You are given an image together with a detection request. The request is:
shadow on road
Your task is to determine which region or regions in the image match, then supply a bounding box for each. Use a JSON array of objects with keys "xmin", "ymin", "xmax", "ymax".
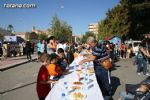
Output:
[
  {"xmin": 0, "ymin": 81, "xmax": 36, "ymax": 94},
  {"xmin": 111, "ymin": 63, "xmax": 121, "ymax": 71},
  {"xmin": 111, "ymin": 76, "xmax": 121, "ymax": 96}
]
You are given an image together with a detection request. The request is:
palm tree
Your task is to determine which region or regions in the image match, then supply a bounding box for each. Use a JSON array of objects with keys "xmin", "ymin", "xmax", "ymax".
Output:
[
  {"xmin": 7, "ymin": 24, "xmax": 14, "ymax": 33},
  {"xmin": 0, "ymin": 33, "xmax": 3, "ymax": 40}
]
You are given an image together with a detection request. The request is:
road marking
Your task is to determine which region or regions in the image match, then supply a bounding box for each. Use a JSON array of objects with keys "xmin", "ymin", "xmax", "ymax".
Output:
[
  {"xmin": 13, "ymin": 82, "xmax": 24, "ymax": 89},
  {"xmin": 1, "ymin": 92, "xmax": 7, "ymax": 96}
]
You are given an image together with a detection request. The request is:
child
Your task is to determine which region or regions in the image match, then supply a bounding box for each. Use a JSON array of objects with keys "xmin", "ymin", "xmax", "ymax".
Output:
[
  {"xmin": 36, "ymin": 53, "xmax": 57, "ymax": 100},
  {"xmin": 118, "ymin": 84, "xmax": 150, "ymax": 100},
  {"xmin": 57, "ymin": 48, "xmax": 68, "ymax": 71},
  {"xmin": 47, "ymin": 53, "xmax": 63, "ymax": 80}
]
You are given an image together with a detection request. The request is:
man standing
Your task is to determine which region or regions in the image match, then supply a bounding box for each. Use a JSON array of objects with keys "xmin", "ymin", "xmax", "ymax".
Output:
[
  {"xmin": 79, "ymin": 36, "xmax": 112, "ymax": 100},
  {"xmin": 26, "ymin": 40, "xmax": 32, "ymax": 61},
  {"xmin": 37, "ymin": 40, "xmax": 42, "ymax": 61}
]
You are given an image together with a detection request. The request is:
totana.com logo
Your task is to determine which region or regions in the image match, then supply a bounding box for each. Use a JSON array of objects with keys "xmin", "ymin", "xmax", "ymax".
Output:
[{"xmin": 4, "ymin": 3, "xmax": 36, "ymax": 9}]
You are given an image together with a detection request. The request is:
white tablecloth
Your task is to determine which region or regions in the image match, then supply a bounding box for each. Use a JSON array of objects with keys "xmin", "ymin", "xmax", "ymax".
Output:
[{"xmin": 45, "ymin": 57, "xmax": 104, "ymax": 100}]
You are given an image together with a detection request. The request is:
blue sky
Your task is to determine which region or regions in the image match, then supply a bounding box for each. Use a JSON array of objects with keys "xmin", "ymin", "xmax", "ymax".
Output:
[{"xmin": 0, "ymin": 0, "xmax": 119, "ymax": 35}]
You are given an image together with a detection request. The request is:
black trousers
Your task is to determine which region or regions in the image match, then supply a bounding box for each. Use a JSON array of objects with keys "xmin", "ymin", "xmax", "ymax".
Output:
[
  {"xmin": 39, "ymin": 97, "xmax": 45, "ymax": 100},
  {"xmin": 94, "ymin": 65, "xmax": 112, "ymax": 97},
  {"xmin": 26, "ymin": 50, "xmax": 32, "ymax": 60}
]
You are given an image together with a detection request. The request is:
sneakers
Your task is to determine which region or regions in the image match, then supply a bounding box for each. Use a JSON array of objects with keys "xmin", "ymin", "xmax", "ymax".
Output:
[
  {"xmin": 137, "ymin": 73, "xmax": 141, "ymax": 75},
  {"xmin": 145, "ymin": 73, "xmax": 149, "ymax": 76},
  {"xmin": 138, "ymin": 73, "xmax": 150, "ymax": 76}
]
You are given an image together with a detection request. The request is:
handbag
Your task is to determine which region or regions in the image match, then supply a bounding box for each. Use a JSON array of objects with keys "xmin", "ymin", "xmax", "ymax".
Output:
[{"xmin": 100, "ymin": 58, "xmax": 112, "ymax": 70}]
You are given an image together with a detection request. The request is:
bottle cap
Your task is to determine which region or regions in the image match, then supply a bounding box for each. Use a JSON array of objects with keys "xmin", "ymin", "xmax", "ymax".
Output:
[
  {"xmin": 64, "ymin": 82, "xmax": 67, "ymax": 85},
  {"xmin": 61, "ymin": 93, "xmax": 65, "ymax": 97}
]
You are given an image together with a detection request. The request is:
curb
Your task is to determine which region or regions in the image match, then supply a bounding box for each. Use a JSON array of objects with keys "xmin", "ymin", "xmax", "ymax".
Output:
[{"xmin": 0, "ymin": 58, "xmax": 37, "ymax": 71}]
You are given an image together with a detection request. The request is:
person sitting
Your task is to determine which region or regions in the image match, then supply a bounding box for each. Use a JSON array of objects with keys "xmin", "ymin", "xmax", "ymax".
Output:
[
  {"xmin": 36, "ymin": 53, "xmax": 57, "ymax": 100},
  {"xmin": 47, "ymin": 53, "xmax": 63, "ymax": 81},
  {"xmin": 118, "ymin": 83, "xmax": 150, "ymax": 100},
  {"xmin": 57, "ymin": 48, "xmax": 68, "ymax": 71}
]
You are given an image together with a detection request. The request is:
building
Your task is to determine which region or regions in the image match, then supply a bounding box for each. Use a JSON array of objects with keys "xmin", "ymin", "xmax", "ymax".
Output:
[
  {"xmin": 88, "ymin": 23, "xmax": 98, "ymax": 34},
  {"xmin": 14, "ymin": 32, "xmax": 26, "ymax": 40},
  {"xmin": 32, "ymin": 26, "xmax": 49, "ymax": 35}
]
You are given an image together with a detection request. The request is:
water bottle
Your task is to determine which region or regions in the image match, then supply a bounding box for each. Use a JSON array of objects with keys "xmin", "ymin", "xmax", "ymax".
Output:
[
  {"xmin": 64, "ymin": 82, "xmax": 68, "ymax": 96},
  {"xmin": 61, "ymin": 93, "xmax": 67, "ymax": 100},
  {"xmin": 83, "ymin": 74, "xmax": 89, "ymax": 92},
  {"xmin": 85, "ymin": 73, "xmax": 89, "ymax": 83},
  {"xmin": 85, "ymin": 62, "xmax": 88, "ymax": 70}
]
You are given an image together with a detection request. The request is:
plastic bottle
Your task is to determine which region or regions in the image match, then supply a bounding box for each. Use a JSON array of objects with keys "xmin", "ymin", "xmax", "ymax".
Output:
[
  {"xmin": 64, "ymin": 82, "xmax": 68, "ymax": 96},
  {"xmin": 61, "ymin": 93, "xmax": 67, "ymax": 100}
]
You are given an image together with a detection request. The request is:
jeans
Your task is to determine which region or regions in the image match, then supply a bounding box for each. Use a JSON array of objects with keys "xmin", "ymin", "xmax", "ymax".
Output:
[
  {"xmin": 120, "ymin": 92, "xmax": 134, "ymax": 100},
  {"xmin": 26, "ymin": 50, "xmax": 32, "ymax": 60},
  {"xmin": 137, "ymin": 57, "xmax": 148, "ymax": 75},
  {"xmin": 94, "ymin": 65, "xmax": 112, "ymax": 97}
]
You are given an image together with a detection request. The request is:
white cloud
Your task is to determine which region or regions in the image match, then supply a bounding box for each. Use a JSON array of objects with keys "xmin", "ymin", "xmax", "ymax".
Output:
[{"xmin": 60, "ymin": 5, "xmax": 64, "ymax": 9}]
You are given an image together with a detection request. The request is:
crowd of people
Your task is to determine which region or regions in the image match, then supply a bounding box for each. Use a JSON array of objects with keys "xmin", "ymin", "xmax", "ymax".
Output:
[
  {"xmin": 35, "ymin": 35, "xmax": 150, "ymax": 100},
  {"xmin": 1, "ymin": 35, "xmax": 150, "ymax": 100},
  {"xmin": 36, "ymin": 36, "xmax": 78, "ymax": 100},
  {"xmin": 35, "ymin": 36, "xmax": 117, "ymax": 100}
]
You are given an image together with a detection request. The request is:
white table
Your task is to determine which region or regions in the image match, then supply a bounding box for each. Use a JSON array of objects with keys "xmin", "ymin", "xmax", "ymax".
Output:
[{"xmin": 45, "ymin": 57, "xmax": 104, "ymax": 100}]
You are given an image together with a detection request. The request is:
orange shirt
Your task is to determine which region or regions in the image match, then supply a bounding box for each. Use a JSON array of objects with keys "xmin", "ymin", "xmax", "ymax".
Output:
[
  {"xmin": 73, "ymin": 52, "xmax": 78, "ymax": 59},
  {"xmin": 47, "ymin": 64, "xmax": 62, "ymax": 76}
]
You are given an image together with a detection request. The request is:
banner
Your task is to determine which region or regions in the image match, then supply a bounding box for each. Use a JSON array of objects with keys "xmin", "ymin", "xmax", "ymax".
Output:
[{"xmin": 4, "ymin": 36, "xmax": 17, "ymax": 42}]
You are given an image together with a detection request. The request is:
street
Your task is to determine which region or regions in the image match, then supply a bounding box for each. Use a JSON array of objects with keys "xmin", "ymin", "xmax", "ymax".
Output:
[
  {"xmin": 0, "ymin": 61, "xmax": 40, "ymax": 100},
  {"xmin": 0, "ymin": 58, "xmax": 149, "ymax": 100}
]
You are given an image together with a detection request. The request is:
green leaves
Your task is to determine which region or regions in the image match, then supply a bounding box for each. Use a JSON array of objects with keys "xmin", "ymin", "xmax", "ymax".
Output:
[
  {"xmin": 7, "ymin": 25, "xmax": 14, "ymax": 33},
  {"xmin": 38, "ymin": 33, "xmax": 47, "ymax": 41},
  {"xmin": 81, "ymin": 32, "xmax": 95, "ymax": 43},
  {"xmin": 49, "ymin": 15, "xmax": 72, "ymax": 42},
  {"xmin": 98, "ymin": 0, "xmax": 150, "ymax": 40},
  {"xmin": 25, "ymin": 32, "xmax": 38, "ymax": 41}
]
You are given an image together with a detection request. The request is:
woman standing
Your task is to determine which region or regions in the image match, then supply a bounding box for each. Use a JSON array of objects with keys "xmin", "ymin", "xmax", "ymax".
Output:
[
  {"xmin": 47, "ymin": 36, "xmax": 57, "ymax": 55},
  {"xmin": 137, "ymin": 39, "xmax": 150, "ymax": 76}
]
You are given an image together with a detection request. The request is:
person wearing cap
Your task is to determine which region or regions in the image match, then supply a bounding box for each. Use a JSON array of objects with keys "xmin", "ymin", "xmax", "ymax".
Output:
[{"xmin": 79, "ymin": 36, "xmax": 112, "ymax": 100}]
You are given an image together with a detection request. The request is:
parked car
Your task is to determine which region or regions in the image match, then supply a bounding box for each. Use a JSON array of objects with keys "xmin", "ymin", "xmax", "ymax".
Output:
[
  {"xmin": 0, "ymin": 41, "xmax": 3, "ymax": 57},
  {"xmin": 3, "ymin": 41, "xmax": 21, "ymax": 57},
  {"xmin": 125, "ymin": 40, "xmax": 141, "ymax": 55}
]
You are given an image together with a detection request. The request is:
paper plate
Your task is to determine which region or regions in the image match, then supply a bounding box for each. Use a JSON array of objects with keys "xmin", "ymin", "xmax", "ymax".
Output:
[{"xmin": 70, "ymin": 92, "xmax": 87, "ymax": 100}]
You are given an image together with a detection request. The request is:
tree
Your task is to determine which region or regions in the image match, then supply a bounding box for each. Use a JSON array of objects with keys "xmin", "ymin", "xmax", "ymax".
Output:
[
  {"xmin": 101, "ymin": 0, "xmax": 150, "ymax": 40},
  {"xmin": 98, "ymin": 20, "xmax": 108, "ymax": 40},
  {"xmin": 49, "ymin": 15, "xmax": 72, "ymax": 42},
  {"xmin": 25, "ymin": 32, "xmax": 38, "ymax": 41},
  {"xmin": 0, "ymin": 33, "xmax": 3, "ymax": 40},
  {"xmin": 104, "ymin": 4, "xmax": 131, "ymax": 38},
  {"xmin": 7, "ymin": 24, "xmax": 14, "ymax": 33},
  {"xmin": 38, "ymin": 33, "xmax": 47, "ymax": 40},
  {"xmin": 81, "ymin": 32, "xmax": 95, "ymax": 43}
]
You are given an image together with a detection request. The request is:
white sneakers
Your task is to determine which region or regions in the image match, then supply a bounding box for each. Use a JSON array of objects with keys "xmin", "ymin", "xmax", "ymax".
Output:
[
  {"xmin": 145, "ymin": 73, "xmax": 149, "ymax": 76},
  {"xmin": 137, "ymin": 73, "xmax": 141, "ymax": 75},
  {"xmin": 137, "ymin": 73, "xmax": 149, "ymax": 76}
]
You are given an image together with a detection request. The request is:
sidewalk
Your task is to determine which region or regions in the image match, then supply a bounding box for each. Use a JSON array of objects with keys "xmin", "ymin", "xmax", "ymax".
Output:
[{"xmin": 0, "ymin": 54, "xmax": 37, "ymax": 71}]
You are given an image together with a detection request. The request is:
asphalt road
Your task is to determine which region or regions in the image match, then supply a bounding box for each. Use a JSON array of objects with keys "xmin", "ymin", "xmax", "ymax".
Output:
[
  {"xmin": 0, "ymin": 61, "xmax": 40, "ymax": 100},
  {"xmin": 0, "ymin": 58, "xmax": 149, "ymax": 100}
]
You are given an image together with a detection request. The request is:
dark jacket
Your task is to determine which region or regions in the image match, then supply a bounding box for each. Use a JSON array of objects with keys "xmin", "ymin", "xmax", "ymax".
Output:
[{"xmin": 25, "ymin": 41, "xmax": 31, "ymax": 51}]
